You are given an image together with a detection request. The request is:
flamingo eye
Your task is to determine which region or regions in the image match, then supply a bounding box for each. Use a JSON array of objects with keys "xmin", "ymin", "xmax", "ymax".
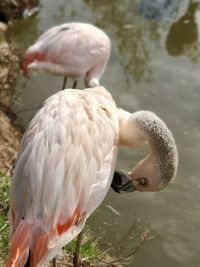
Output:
[{"xmin": 138, "ymin": 177, "xmax": 148, "ymax": 186}]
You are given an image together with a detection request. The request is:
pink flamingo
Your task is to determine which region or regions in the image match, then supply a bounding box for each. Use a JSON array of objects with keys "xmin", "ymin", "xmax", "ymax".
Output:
[
  {"xmin": 22, "ymin": 22, "xmax": 111, "ymax": 89},
  {"xmin": 5, "ymin": 86, "xmax": 178, "ymax": 267}
]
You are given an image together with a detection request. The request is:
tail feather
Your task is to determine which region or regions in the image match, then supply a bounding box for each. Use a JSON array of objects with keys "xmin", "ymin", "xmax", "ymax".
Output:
[
  {"xmin": 30, "ymin": 231, "xmax": 49, "ymax": 267},
  {"xmin": 6, "ymin": 206, "xmax": 82, "ymax": 266},
  {"xmin": 6, "ymin": 220, "xmax": 50, "ymax": 267},
  {"xmin": 5, "ymin": 220, "xmax": 33, "ymax": 267}
]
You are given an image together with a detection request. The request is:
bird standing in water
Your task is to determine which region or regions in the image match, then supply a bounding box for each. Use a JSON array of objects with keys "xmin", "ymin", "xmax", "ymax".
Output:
[
  {"xmin": 22, "ymin": 22, "xmax": 111, "ymax": 90},
  {"xmin": 5, "ymin": 86, "xmax": 178, "ymax": 267}
]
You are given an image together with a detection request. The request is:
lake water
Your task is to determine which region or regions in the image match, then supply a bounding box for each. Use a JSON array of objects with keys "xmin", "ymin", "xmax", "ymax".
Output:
[{"xmin": 11, "ymin": 0, "xmax": 200, "ymax": 266}]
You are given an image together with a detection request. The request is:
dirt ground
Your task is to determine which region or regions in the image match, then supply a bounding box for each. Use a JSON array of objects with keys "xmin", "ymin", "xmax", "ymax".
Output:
[
  {"xmin": 0, "ymin": 110, "xmax": 21, "ymax": 174},
  {"xmin": 0, "ymin": 32, "xmax": 21, "ymax": 174},
  {"xmin": 0, "ymin": 0, "xmax": 41, "ymax": 174},
  {"xmin": 0, "ymin": 37, "xmax": 20, "ymax": 107}
]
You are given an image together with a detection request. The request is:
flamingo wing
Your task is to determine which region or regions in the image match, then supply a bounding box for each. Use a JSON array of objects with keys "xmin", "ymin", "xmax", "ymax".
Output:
[{"xmin": 7, "ymin": 87, "xmax": 118, "ymax": 266}]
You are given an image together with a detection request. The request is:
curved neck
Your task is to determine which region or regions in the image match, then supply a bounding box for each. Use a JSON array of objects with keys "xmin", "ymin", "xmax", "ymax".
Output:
[
  {"xmin": 118, "ymin": 109, "xmax": 147, "ymax": 147},
  {"xmin": 118, "ymin": 109, "xmax": 178, "ymax": 181}
]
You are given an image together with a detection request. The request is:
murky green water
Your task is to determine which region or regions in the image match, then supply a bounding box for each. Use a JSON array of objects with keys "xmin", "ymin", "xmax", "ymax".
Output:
[{"xmin": 11, "ymin": 0, "xmax": 200, "ymax": 266}]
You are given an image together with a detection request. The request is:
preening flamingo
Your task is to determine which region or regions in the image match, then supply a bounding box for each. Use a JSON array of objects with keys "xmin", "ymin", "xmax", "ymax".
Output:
[
  {"xmin": 5, "ymin": 86, "xmax": 178, "ymax": 267},
  {"xmin": 111, "ymin": 108, "xmax": 178, "ymax": 193},
  {"xmin": 22, "ymin": 22, "xmax": 111, "ymax": 90}
]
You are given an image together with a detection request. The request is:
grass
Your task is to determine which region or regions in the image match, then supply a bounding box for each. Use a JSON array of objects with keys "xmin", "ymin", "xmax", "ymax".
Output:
[
  {"xmin": 66, "ymin": 230, "xmax": 101, "ymax": 263},
  {"xmin": 66, "ymin": 233, "xmax": 100, "ymax": 263},
  {"xmin": 0, "ymin": 171, "xmax": 10, "ymax": 265}
]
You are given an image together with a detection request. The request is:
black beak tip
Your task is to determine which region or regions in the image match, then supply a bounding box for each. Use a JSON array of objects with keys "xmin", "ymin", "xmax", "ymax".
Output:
[{"xmin": 111, "ymin": 170, "xmax": 136, "ymax": 194}]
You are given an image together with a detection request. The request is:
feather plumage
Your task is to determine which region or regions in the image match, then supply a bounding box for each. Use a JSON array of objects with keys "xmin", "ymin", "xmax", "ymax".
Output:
[
  {"xmin": 22, "ymin": 23, "xmax": 111, "ymax": 88},
  {"xmin": 6, "ymin": 86, "xmax": 119, "ymax": 267}
]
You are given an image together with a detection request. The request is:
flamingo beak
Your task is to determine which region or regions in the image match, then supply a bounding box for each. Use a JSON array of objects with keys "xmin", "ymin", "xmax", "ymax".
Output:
[{"xmin": 111, "ymin": 170, "xmax": 136, "ymax": 193}]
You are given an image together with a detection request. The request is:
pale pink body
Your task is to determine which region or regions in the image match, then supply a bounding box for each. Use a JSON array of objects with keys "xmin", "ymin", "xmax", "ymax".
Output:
[
  {"xmin": 6, "ymin": 87, "xmax": 119, "ymax": 267},
  {"xmin": 22, "ymin": 23, "xmax": 111, "ymax": 87},
  {"xmin": 6, "ymin": 86, "xmax": 178, "ymax": 266}
]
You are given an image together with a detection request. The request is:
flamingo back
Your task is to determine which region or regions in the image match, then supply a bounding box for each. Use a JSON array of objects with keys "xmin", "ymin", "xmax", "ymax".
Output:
[{"xmin": 22, "ymin": 23, "xmax": 111, "ymax": 83}]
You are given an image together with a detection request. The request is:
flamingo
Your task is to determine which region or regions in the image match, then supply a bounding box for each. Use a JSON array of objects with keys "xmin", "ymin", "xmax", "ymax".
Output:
[
  {"xmin": 22, "ymin": 22, "xmax": 111, "ymax": 90},
  {"xmin": 5, "ymin": 86, "xmax": 178, "ymax": 267}
]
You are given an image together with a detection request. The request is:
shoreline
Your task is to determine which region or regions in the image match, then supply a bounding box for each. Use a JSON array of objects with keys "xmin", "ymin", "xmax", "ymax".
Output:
[{"xmin": 0, "ymin": 4, "xmax": 124, "ymax": 266}]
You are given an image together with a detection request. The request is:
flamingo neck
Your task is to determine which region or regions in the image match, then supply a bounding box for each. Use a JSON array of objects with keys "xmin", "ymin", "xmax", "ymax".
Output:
[
  {"xmin": 118, "ymin": 109, "xmax": 178, "ymax": 181},
  {"xmin": 87, "ymin": 78, "xmax": 100, "ymax": 88},
  {"xmin": 118, "ymin": 109, "xmax": 147, "ymax": 147}
]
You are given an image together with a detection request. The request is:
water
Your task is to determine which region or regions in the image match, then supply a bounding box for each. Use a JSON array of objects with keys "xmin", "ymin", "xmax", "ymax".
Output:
[{"xmin": 11, "ymin": 0, "xmax": 200, "ymax": 266}]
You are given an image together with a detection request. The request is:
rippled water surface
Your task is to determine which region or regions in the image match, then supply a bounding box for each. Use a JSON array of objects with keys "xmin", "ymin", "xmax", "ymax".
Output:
[{"xmin": 11, "ymin": 0, "xmax": 200, "ymax": 266}]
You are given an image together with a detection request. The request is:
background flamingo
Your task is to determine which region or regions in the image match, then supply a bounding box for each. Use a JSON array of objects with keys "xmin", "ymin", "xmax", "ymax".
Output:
[
  {"xmin": 22, "ymin": 22, "xmax": 111, "ymax": 90},
  {"xmin": 6, "ymin": 86, "xmax": 178, "ymax": 267}
]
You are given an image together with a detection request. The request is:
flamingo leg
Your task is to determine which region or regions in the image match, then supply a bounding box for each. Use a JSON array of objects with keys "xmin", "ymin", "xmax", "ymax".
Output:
[
  {"xmin": 73, "ymin": 230, "xmax": 84, "ymax": 267},
  {"xmin": 72, "ymin": 80, "xmax": 78, "ymax": 89},
  {"xmin": 52, "ymin": 257, "xmax": 56, "ymax": 267},
  {"xmin": 62, "ymin": 76, "xmax": 68, "ymax": 90}
]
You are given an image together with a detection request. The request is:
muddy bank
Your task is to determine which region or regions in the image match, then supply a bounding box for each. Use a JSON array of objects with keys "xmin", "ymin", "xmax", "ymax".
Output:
[
  {"xmin": 0, "ymin": 31, "xmax": 21, "ymax": 174},
  {"xmin": 0, "ymin": 110, "xmax": 21, "ymax": 174},
  {"xmin": 0, "ymin": 25, "xmax": 22, "ymax": 173},
  {"xmin": 0, "ymin": 37, "xmax": 19, "ymax": 107},
  {"xmin": 0, "ymin": 0, "xmax": 40, "ymax": 110},
  {"xmin": 0, "ymin": 0, "xmax": 40, "ymax": 173}
]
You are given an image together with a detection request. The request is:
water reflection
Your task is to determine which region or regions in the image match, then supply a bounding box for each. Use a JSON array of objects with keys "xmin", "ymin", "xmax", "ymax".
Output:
[
  {"xmin": 138, "ymin": 0, "xmax": 188, "ymax": 23},
  {"xmin": 166, "ymin": 2, "xmax": 200, "ymax": 58},
  {"xmin": 84, "ymin": 1, "xmax": 161, "ymax": 84}
]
